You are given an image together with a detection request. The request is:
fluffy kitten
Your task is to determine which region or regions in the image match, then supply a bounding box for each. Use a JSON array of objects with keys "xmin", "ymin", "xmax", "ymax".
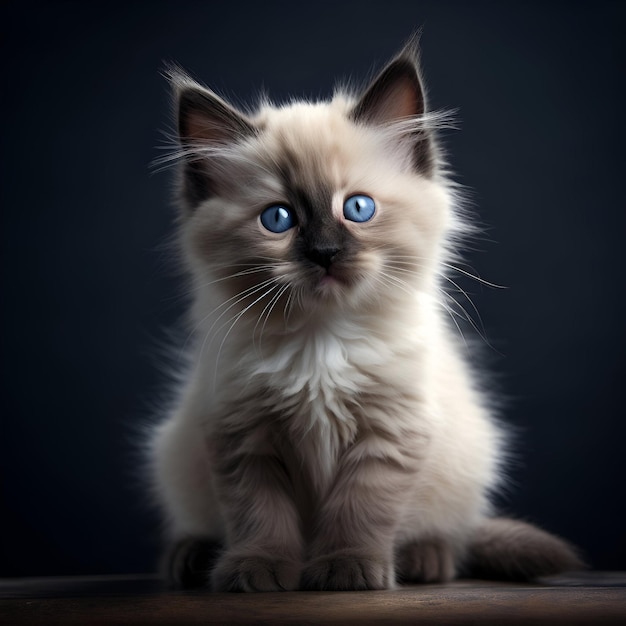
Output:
[{"xmin": 148, "ymin": 38, "xmax": 581, "ymax": 591}]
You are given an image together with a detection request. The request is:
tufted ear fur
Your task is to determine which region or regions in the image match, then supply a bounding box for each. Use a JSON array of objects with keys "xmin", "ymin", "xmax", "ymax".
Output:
[
  {"xmin": 171, "ymin": 70, "xmax": 256, "ymax": 209},
  {"xmin": 351, "ymin": 37, "xmax": 435, "ymax": 175}
]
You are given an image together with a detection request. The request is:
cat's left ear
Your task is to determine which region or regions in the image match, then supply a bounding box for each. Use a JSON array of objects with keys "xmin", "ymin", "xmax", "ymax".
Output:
[
  {"xmin": 168, "ymin": 67, "xmax": 256, "ymax": 210},
  {"xmin": 351, "ymin": 36, "xmax": 435, "ymax": 175}
]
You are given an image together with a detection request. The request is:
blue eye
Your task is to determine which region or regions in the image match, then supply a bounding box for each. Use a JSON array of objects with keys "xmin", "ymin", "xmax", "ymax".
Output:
[
  {"xmin": 260, "ymin": 205, "xmax": 296, "ymax": 233},
  {"xmin": 343, "ymin": 194, "xmax": 376, "ymax": 223}
]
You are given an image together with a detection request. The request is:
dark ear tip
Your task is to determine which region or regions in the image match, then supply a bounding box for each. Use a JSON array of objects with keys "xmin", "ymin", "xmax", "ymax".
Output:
[
  {"xmin": 174, "ymin": 75, "xmax": 255, "ymax": 146},
  {"xmin": 398, "ymin": 29, "xmax": 423, "ymax": 59},
  {"xmin": 352, "ymin": 45, "xmax": 425, "ymax": 124},
  {"xmin": 385, "ymin": 57, "xmax": 421, "ymax": 84},
  {"xmin": 388, "ymin": 33, "xmax": 424, "ymax": 81},
  {"xmin": 177, "ymin": 86, "xmax": 204, "ymax": 111},
  {"xmin": 162, "ymin": 62, "xmax": 194, "ymax": 96}
]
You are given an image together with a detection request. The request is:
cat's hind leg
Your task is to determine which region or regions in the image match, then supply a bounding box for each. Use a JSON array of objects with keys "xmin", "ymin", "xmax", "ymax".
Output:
[
  {"xmin": 164, "ymin": 537, "xmax": 223, "ymax": 588},
  {"xmin": 395, "ymin": 537, "xmax": 457, "ymax": 584},
  {"xmin": 150, "ymin": 415, "xmax": 225, "ymax": 588}
]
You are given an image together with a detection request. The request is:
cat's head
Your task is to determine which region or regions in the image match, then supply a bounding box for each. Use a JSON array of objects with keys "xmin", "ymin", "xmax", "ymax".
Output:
[{"xmin": 169, "ymin": 39, "xmax": 457, "ymax": 324}]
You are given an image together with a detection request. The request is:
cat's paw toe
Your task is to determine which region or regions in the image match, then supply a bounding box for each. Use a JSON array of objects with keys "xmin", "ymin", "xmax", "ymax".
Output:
[
  {"xmin": 211, "ymin": 553, "xmax": 300, "ymax": 592},
  {"xmin": 396, "ymin": 538, "xmax": 456, "ymax": 583},
  {"xmin": 301, "ymin": 553, "xmax": 392, "ymax": 590},
  {"xmin": 165, "ymin": 538, "xmax": 222, "ymax": 589}
]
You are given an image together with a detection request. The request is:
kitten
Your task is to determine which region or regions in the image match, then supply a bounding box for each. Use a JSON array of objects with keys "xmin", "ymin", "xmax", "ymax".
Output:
[{"xmin": 148, "ymin": 37, "xmax": 581, "ymax": 591}]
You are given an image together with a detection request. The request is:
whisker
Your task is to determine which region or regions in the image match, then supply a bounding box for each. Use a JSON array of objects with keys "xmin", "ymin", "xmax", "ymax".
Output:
[
  {"xmin": 378, "ymin": 271, "xmax": 415, "ymax": 298},
  {"xmin": 283, "ymin": 287, "xmax": 295, "ymax": 324},
  {"xmin": 375, "ymin": 267, "xmax": 416, "ymax": 299},
  {"xmin": 168, "ymin": 262, "xmax": 279, "ymax": 305},
  {"xmin": 438, "ymin": 286, "xmax": 497, "ymax": 351},
  {"xmin": 381, "ymin": 253, "xmax": 506, "ymax": 290},
  {"xmin": 212, "ymin": 283, "xmax": 281, "ymax": 387},
  {"xmin": 182, "ymin": 279, "xmax": 265, "ymax": 350},
  {"xmin": 253, "ymin": 283, "xmax": 287, "ymax": 347},
  {"xmin": 440, "ymin": 262, "xmax": 507, "ymax": 289},
  {"xmin": 193, "ymin": 277, "xmax": 281, "ymax": 361},
  {"xmin": 381, "ymin": 254, "xmax": 500, "ymax": 349},
  {"xmin": 435, "ymin": 294, "xmax": 469, "ymax": 350},
  {"xmin": 439, "ymin": 273, "xmax": 486, "ymax": 336},
  {"xmin": 255, "ymin": 284, "xmax": 290, "ymax": 352}
]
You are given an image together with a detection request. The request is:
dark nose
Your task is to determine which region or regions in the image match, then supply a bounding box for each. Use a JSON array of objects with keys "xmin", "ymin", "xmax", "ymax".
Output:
[{"xmin": 306, "ymin": 246, "xmax": 340, "ymax": 269}]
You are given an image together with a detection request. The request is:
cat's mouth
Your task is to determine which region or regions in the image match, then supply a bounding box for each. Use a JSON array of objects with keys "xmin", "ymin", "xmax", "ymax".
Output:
[
  {"xmin": 318, "ymin": 273, "xmax": 343, "ymax": 289},
  {"xmin": 312, "ymin": 265, "xmax": 354, "ymax": 296}
]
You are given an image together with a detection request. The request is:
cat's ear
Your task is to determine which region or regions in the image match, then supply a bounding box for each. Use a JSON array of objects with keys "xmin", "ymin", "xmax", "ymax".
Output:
[
  {"xmin": 351, "ymin": 36, "xmax": 435, "ymax": 175},
  {"xmin": 169, "ymin": 68, "xmax": 256, "ymax": 209}
]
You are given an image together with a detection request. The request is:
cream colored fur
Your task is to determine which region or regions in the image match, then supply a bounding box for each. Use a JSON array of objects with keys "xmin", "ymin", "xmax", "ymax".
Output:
[{"xmin": 147, "ymin": 42, "xmax": 580, "ymax": 591}]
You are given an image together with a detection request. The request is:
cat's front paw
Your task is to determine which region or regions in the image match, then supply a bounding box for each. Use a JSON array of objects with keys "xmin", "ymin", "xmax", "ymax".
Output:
[
  {"xmin": 301, "ymin": 552, "xmax": 392, "ymax": 591},
  {"xmin": 211, "ymin": 552, "xmax": 301, "ymax": 592}
]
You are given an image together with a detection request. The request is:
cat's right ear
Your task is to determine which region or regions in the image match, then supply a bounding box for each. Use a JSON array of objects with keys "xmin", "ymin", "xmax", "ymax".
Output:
[
  {"xmin": 169, "ymin": 68, "xmax": 255, "ymax": 209},
  {"xmin": 351, "ymin": 36, "xmax": 436, "ymax": 176}
]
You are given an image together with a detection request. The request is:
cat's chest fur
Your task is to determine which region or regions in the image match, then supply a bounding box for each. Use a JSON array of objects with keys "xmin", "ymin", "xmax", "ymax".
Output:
[{"xmin": 216, "ymin": 312, "xmax": 426, "ymax": 494}]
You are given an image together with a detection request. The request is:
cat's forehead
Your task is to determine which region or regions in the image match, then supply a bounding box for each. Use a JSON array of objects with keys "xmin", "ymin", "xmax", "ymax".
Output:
[
  {"xmin": 256, "ymin": 97, "xmax": 354, "ymax": 139},
  {"xmin": 253, "ymin": 98, "xmax": 380, "ymax": 193}
]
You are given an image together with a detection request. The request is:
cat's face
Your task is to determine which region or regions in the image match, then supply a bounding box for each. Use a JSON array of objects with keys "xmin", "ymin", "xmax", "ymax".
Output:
[{"xmin": 173, "ymin": 44, "xmax": 453, "ymax": 322}]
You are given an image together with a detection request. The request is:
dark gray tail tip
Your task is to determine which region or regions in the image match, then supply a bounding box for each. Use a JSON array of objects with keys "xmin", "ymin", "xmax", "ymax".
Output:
[
  {"xmin": 466, "ymin": 517, "xmax": 586, "ymax": 582},
  {"xmin": 467, "ymin": 550, "xmax": 587, "ymax": 583}
]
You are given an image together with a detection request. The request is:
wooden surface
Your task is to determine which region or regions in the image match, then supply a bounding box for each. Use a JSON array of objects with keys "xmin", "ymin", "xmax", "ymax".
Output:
[{"xmin": 1, "ymin": 572, "xmax": 625, "ymax": 625}]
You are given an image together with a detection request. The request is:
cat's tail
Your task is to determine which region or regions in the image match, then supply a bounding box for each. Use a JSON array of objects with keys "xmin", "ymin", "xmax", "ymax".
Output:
[{"xmin": 465, "ymin": 517, "xmax": 584, "ymax": 581}]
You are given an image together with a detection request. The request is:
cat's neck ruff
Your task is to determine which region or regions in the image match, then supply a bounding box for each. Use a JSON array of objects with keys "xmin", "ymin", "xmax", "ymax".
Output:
[{"xmin": 230, "ymin": 289, "xmax": 432, "ymax": 395}]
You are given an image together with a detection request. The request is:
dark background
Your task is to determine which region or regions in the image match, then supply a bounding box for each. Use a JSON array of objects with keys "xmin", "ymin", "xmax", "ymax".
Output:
[{"xmin": 2, "ymin": 1, "xmax": 624, "ymax": 577}]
